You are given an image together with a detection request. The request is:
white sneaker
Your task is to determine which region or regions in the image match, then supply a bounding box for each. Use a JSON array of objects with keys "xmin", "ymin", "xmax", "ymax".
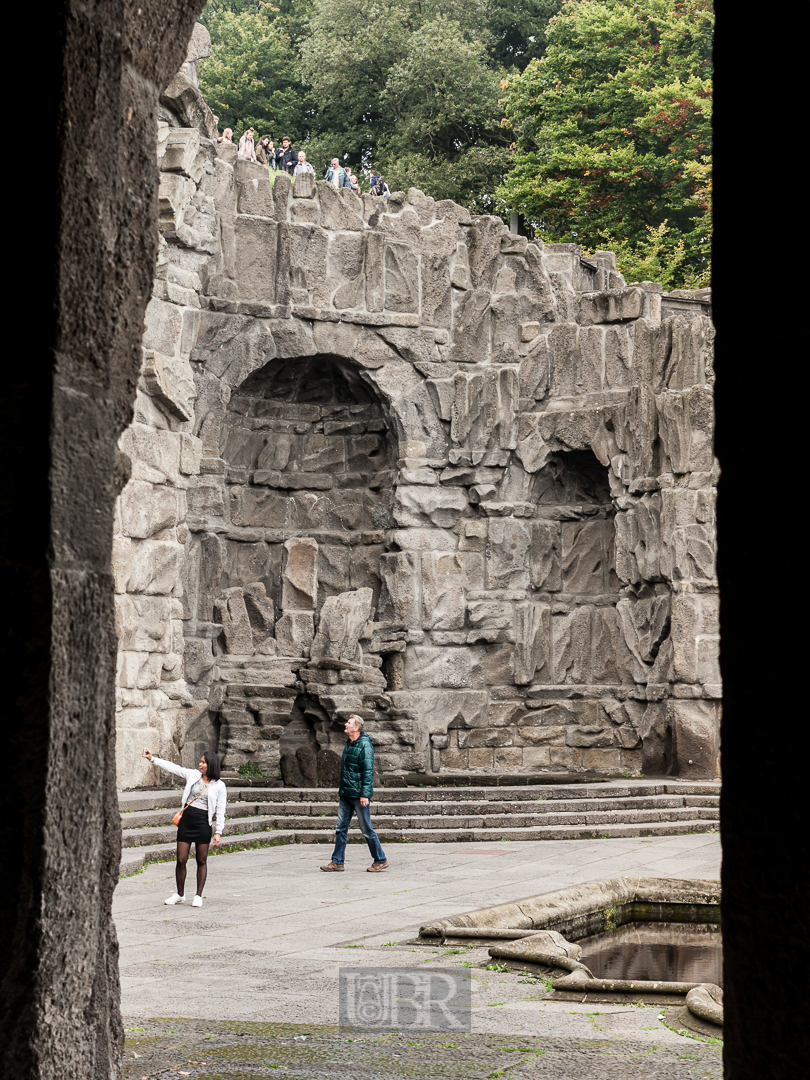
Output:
[
  {"xmin": 164, "ymin": 893, "xmax": 185, "ymax": 905},
  {"xmin": 191, "ymin": 895, "xmax": 203, "ymax": 908}
]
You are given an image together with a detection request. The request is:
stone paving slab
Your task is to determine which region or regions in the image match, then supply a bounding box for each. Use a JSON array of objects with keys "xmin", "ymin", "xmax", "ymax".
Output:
[{"xmin": 115, "ymin": 835, "xmax": 721, "ymax": 1077}]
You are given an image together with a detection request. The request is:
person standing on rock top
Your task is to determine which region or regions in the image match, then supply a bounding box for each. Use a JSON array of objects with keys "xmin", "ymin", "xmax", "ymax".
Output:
[
  {"xmin": 325, "ymin": 157, "xmax": 351, "ymax": 189},
  {"xmin": 320, "ymin": 715, "xmax": 388, "ymax": 873},
  {"xmin": 142, "ymin": 747, "xmax": 227, "ymax": 908},
  {"xmin": 294, "ymin": 150, "xmax": 315, "ymax": 176},
  {"xmin": 275, "ymin": 136, "xmax": 297, "ymax": 173}
]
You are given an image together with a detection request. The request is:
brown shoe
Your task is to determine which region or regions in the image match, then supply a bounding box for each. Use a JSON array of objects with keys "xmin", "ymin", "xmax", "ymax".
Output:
[
  {"xmin": 320, "ymin": 862, "xmax": 344, "ymax": 871},
  {"xmin": 367, "ymin": 860, "xmax": 389, "ymax": 872}
]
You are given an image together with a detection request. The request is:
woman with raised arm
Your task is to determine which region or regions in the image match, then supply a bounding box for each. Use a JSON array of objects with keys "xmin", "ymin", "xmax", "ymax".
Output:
[{"xmin": 142, "ymin": 748, "xmax": 227, "ymax": 908}]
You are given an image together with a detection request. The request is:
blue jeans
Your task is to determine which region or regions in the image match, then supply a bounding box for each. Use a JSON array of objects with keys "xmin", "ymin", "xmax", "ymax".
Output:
[{"xmin": 331, "ymin": 797, "xmax": 386, "ymax": 865}]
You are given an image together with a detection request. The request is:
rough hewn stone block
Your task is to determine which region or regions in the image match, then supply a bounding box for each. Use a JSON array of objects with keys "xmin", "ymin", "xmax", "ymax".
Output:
[
  {"xmin": 421, "ymin": 552, "xmax": 465, "ymax": 631},
  {"xmin": 282, "ymin": 537, "xmax": 318, "ymax": 610},
  {"xmin": 404, "ymin": 646, "xmax": 483, "ymax": 689},
  {"xmin": 379, "ymin": 551, "xmax": 420, "ymax": 628},
  {"xmin": 553, "ymin": 607, "xmax": 592, "ymax": 684},
  {"xmin": 514, "ymin": 602, "xmax": 551, "ymax": 684},
  {"xmin": 579, "ymin": 287, "xmax": 645, "ymax": 326},
  {"xmin": 669, "ymin": 699, "xmax": 718, "ymax": 778},
  {"xmin": 485, "ymin": 519, "xmax": 531, "ymax": 591},
  {"xmin": 275, "ymin": 611, "xmax": 315, "ymax": 657}
]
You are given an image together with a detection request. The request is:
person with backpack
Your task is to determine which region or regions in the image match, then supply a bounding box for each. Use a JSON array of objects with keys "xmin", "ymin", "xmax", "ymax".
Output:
[{"xmin": 371, "ymin": 175, "xmax": 390, "ymax": 198}]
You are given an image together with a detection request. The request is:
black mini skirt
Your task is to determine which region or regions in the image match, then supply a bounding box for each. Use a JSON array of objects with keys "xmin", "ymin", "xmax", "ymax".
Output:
[{"xmin": 177, "ymin": 805, "xmax": 213, "ymax": 845}]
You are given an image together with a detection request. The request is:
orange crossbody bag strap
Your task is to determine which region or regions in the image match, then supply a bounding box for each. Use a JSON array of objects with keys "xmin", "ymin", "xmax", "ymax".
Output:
[{"xmin": 172, "ymin": 787, "xmax": 204, "ymax": 828}]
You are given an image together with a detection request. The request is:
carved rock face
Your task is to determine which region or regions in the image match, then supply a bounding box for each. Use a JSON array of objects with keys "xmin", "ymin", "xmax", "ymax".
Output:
[{"xmin": 114, "ymin": 104, "xmax": 717, "ymax": 788}]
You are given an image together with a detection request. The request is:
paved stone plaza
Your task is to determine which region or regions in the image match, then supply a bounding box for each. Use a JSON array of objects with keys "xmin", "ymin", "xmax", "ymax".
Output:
[{"xmin": 116, "ymin": 835, "xmax": 722, "ymax": 1078}]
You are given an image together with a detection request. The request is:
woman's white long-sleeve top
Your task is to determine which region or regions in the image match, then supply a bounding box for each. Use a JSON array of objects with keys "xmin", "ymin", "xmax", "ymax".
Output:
[{"xmin": 152, "ymin": 757, "xmax": 227, "ymax": 834}]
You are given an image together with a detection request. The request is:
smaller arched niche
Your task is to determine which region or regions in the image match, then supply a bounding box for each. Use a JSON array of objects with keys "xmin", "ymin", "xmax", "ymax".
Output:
[{"xmin": 532, "ymin": 449, "xmax": 619, "ymax": 599}]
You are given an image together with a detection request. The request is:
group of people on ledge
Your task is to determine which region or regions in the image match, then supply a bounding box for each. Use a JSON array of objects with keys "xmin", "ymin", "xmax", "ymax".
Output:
[{"xmin": 217, "ymin": 126, "xmax": 390, "ymax": 198}]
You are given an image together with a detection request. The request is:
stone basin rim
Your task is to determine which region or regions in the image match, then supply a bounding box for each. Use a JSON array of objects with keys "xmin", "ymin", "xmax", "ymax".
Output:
[
  {"xmin": 418, "ymin": 875, "xmax": 720, "ymax": 938},
  {"xmin": 418, "ymin": 876, "xmax": 722, "ymax": 1025}
]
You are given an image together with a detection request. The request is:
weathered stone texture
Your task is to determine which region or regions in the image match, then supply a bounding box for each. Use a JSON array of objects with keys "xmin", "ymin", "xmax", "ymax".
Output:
[{"xmin": 114, "ymin": 72, "xmax": 717, "ymax": 788}]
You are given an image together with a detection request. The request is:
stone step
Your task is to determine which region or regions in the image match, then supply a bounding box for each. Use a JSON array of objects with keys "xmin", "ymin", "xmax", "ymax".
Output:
[
  {"xmin": 120, "ymin": 829, "xmax": 302, "ymax": 876},
  {"xmin": 120, "ymin": 805, "xmax": 718, "ymax": 848},
  {"xmin": 119, "ymin": 781, "xmax": 720, "ymax": 814},
  {"xmin": 195, "ymin": 806, "xmax": 718, "ymax": 833},
  {"xmin": 122, "ymin": 814, "xmax": 285, "ymax": 848},
  {"xmin": 122, "ymin": 802, "xmax": 300, "ymax": 830},
  {"xmin": 377, "ymin": 820, "xmax": 719, "ymax": 843},
  {"xmin": 117, "ymin": 780, "xmax": 721, "ymax": 873},
  {"xmin": 121, "ymin": 792, "xmax": 717, "ymax": 830},
  {"xmin": 119, "ymin": 818, "xmax": 718, "ymax": 876}
]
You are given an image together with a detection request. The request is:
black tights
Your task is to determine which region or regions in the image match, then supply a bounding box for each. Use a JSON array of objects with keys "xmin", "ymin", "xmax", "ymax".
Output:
[{"xmin": 175, "ymin": 841, "xmax": 209, "ymax": 897}]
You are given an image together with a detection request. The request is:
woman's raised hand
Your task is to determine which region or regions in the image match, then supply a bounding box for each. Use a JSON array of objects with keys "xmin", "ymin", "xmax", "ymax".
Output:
[{"xmin": 142, "ymin": 748, "xmax": 153, "ymax": 761}]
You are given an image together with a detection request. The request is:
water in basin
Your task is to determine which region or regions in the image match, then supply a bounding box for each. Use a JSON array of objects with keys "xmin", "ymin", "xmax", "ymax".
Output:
[{"xmin": 577, "ymin": 921, "xmax": 722, "ymax": 986}]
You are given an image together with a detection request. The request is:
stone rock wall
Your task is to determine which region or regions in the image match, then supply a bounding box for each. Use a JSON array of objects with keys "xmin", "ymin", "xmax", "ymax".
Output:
[{"xmin": 116, "ymin": 45, "xmax": 718, "ymax": 788}]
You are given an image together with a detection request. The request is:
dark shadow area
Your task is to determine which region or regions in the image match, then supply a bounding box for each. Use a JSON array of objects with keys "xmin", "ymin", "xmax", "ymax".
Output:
[
  {"xmin": 714, "ymin": 2, "xmax": 808, "ymax": 1071},
  {"xmin": 278, "ymin": 693, "xmax": 343, "ymax": 787}
]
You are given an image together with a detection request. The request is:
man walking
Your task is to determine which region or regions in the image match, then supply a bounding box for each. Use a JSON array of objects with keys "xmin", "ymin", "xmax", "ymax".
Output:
[{"xmin": 320, "ymin": 715, "xmax": 388, "ymax": 872}]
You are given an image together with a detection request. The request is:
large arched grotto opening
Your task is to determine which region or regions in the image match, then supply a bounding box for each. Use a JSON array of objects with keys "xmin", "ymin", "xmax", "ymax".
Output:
[{"xmin": 184, "ymin": 354, "xmax": 396, "ymax": 781}]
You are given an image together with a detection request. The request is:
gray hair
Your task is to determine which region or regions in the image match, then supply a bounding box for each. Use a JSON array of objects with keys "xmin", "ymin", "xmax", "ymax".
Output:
[{"xmin": 347, "ymin": 714, "xmax": 364, "ymax": 733}]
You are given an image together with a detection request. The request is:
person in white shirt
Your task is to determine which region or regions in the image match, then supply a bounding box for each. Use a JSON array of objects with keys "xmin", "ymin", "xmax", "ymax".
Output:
[
  {"xmin": 237, "ymin": 128, "xmax": 257, "ymax": 161},
  {"xmin": 142, "ymin": 748, "xmax": 227, "ymax": 908},
  {"xmin": 293, "ymin": 150, "xmax": 315, "ymax": 176},
  {"xmin": 325, "ymin": 157, "xmax": 351, "ymax": 189}
]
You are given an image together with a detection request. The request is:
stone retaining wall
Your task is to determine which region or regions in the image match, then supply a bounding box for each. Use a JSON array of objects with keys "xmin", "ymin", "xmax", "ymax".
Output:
[{"xmin": 114, "ymin": 37, "xmax": 718, "ymax": 789}]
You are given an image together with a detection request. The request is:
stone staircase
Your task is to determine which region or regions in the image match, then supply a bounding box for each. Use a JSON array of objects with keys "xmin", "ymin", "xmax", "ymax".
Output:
[{"xmin": 118, "ymin": 779, "xmax": 720, "ymax": 876}]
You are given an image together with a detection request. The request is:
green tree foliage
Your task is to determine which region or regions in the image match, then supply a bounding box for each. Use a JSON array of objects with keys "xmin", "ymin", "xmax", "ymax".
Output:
[
  {"xmin": 498, "ymin": 0, "xmax": 712, "ymax": 287},
  {"xmin": 198, "ymin": 2, "xmax": 308, "ymax": 139},
  {"xmin": 198, "ymin": 0, "xmax": 566, "ymax": 200},
  {"xmin": 297, "ymin": 0, "xmax": 514, "ymax": 207},
  {"xmin": 489, "ymin": 0, "xmax": 564, "ymax": 69}
]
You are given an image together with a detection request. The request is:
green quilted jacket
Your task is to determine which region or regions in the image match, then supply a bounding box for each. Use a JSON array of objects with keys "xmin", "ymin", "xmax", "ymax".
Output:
[{"xmin": 339, "ymin": 732, "xmax": 374, "ymax": 800}]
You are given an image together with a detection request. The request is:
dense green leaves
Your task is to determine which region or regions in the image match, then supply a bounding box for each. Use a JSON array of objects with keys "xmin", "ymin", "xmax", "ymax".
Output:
[
  {"xmin": 498, "ymin": 0, "xmax": 713, "ymax": 286},
  {"xmin": 489, "ymin": 0, "xmax": 565, "ymax": 69},
  {"xmin": 297, "ymin": 0, "xmax": 511, "ymax": 205},
  {"xmin": 198, "ymin": 3, "xmax": 307, "ymax": 137}
]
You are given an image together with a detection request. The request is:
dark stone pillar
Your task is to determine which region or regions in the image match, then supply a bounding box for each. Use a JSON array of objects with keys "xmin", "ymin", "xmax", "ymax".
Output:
[
  {"xmin": 0, "ymin": 3, "xmax": 204, "ymax": 1077},
  {"xmin": 715, "ymin": 5, "xmax": 809, "ymax": 1075}
]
